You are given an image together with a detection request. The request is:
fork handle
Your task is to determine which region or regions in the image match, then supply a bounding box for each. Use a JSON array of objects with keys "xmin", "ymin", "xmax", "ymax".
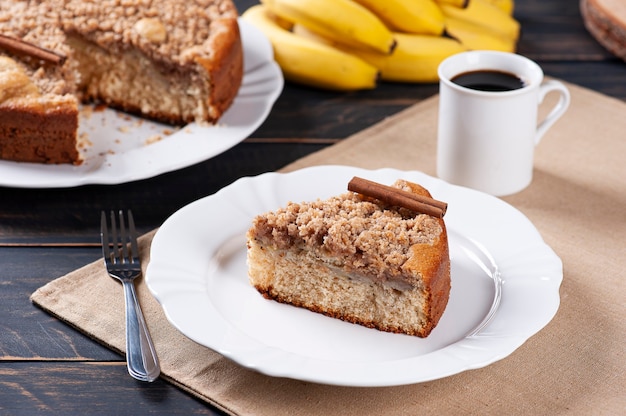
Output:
[{"xmin": 123, "ymin": 281, "xmax": 161, "ymax": 382}]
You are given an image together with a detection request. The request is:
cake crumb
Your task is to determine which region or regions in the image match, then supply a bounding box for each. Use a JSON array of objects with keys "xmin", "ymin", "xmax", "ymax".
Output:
[
  {"xmin": 145, "ymin": 134, "xmax": 162, "ymax": 145},
  {"xmin": 80, "ymin": 105, "xmax": 94, "ymax": 119},
  {"xmin": 77, "ymin": 132, "xmax": 92, "ymax": 149}
]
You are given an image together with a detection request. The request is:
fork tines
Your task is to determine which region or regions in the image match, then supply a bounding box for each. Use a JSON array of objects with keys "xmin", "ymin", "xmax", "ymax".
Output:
[{"xmin": 100, "ymin": 210, "xmax": 140, "ymax": 265}]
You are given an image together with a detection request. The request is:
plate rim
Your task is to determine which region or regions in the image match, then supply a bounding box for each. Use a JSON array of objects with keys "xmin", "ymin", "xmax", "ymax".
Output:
[{"xmin": 146, "ymin": 165, "xmax": 563, "ymax": 386}]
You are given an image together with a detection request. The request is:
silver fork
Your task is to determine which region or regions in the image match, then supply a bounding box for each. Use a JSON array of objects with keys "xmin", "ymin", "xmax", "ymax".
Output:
[{"xmin": 100, "ymin": 210, "xmax": 160, "ymax": 382}]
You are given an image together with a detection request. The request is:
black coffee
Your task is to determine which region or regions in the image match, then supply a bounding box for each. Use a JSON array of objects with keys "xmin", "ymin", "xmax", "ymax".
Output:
[{"xmin": 451, "ymin": 70, "xmax": 525, "ymax": 92}]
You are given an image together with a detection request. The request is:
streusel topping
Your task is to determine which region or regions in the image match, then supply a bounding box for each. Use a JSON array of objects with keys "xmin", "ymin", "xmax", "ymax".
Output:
[
  {"xmin": 57, "ymin": 0, "xmax": 239, "ymax": 65},
  {"xmin": 249, "ymin": 182, "xmax": 443, "ymax": 281},
  {"xmin": 0, "ymin": 0, "xmax": 77, "ymax": 95}
]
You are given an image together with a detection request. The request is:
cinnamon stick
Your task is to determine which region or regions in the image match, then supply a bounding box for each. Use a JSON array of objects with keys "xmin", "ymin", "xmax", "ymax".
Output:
[
  {"xmin": 348, "ymin": 176, "xmax": 448, "ymax": 218},
  {"xmin": 0, "ymin": 34, "xmax": 66, "ymax": 65}
]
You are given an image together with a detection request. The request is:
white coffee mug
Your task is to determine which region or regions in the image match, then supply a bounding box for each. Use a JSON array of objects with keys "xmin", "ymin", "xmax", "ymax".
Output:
[{"xmin": 436, "ymin": 51, "xmax": 570, "ymax": 196}]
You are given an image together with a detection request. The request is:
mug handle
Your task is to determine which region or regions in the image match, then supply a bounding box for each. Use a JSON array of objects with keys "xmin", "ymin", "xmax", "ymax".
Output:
[{"xmin": 536, "ymin": 80, "xmax": 571, "ymax": 144}]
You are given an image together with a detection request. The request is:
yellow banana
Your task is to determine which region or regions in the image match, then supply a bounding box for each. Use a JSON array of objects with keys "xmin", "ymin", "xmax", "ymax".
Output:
[
  {"xmin": 445, "ymin": 16, "xmax": 516, "ymax": 52},
  {"xmin": 241, "ymin": 5, "xmax": 378, "ymax": 91},
  {"xmin": 293, "ymin": 25, "xmax": 466, "ymax": 83},
  {"xmin": 267, "ymin": 9, "xmax": 294, "ymax": 31},
  {"xmin": 354, "ymin": 33, "xmax": 467, "ymax": 83},
  {"xmin": 485, "ymin": 0, "xmax": 515, "ymax": 15},
  {"xmin": 434, "ymin": 0, "xmax": 468, "ymax": 8},
  {"xmin": 351, "ymin": 0, "xmax": 445, "ymax": 36},
  {"xmin": 292, "ymin": 24, "xmax": 338, "ymax": 46},
  {"xmin": 260, "ymin": 0, "xmax": 396, "ymax": 54},
  {"xmin": 440, "ymin": 0, "xmax": 520, "ymax": 40}
]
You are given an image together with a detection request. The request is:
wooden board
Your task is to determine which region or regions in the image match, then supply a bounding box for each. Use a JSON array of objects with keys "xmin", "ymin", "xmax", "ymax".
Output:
[{"xmin": 580, "ymin": 0, "xmax": 626, "ymax": 61}]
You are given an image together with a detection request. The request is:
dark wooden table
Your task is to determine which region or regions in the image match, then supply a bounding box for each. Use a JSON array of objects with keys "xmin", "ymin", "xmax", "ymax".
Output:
[{"xmin": 1, "ymin": 0, "xmax": 624, "ymax": 414}]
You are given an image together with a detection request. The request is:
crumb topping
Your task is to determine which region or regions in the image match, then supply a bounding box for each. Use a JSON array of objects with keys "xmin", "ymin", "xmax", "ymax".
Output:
[
  {"xmin": 57, "ymin": 0, "xmax": 239, "ymax": 65},
  {"xmin": 0, "ymin": 1, "xmax": 77, "ymax": 95},
  {"xmin": 249, "ymin": 184, "xmax": 443, "ymax": 282},
  {"xmin": 0, "ymin": 2, "xmax": 66, "ymax": 53}
]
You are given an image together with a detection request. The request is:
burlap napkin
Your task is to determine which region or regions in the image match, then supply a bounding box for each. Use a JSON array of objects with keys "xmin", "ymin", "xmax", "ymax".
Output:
[{"xmin": 32, "ymin": 81, "xmax": 626, "ymax": 415}]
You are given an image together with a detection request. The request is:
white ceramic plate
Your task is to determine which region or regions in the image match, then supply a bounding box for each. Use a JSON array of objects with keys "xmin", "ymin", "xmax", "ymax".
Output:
[
  {"xmin": 146, "ymin": 165, "xmax": 563, "ymax": 387},
  {"xmin": 0, "ymin": 20, "xmax": 283, "ymax": 188}
]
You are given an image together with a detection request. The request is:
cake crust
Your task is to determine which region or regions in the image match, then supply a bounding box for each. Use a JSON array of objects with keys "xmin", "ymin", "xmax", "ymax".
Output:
[{"xmin": 196, "ymin": 17, "xmax": 244, "ymax": 123}]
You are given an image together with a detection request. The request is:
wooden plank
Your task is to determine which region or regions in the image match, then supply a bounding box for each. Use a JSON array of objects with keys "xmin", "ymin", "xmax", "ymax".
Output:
[
  {"xmin": 0, "ymin": 247, "xmax": 121, "ymax": 360},
  {"xmin": 514, "ymin": 0, "xmax": 583, "ymax": 16},
  {"xmin": 0, "ymin": 362, "xmax": 224, "ymax": 415},
  {"xmin": 252, "ymin": 82, "xmax": 438, "ymax": 139},
  {"xmin": 0, "ymin": 245, "xmax": 226, "ymax": 412},
  {"xmin": 540, "ymin": 61, "xmax": 626, "ymax": 99},
  {"xmin": 517, "ymin": 18, "xmax": 613, "ymax": 61}
]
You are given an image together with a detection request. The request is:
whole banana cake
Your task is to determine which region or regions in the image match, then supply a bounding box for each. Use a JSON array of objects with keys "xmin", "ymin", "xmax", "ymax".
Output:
[
  {"xmin": 246, "ymin": 178, "xmax": 451, "ymax": 338},
  {"xmin": 0, "ymin": 0, "xmax": 243, "ymax": 164}
]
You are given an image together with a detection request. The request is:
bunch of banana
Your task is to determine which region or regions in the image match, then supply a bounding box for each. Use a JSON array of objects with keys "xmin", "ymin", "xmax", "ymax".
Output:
[
  {"xmin": 292, "ymin": 24, "xmax": 465, "ymax": 83},
  {"xmin": 241, "ymin": 0, "xmax": 520, "ymax": 91}
]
